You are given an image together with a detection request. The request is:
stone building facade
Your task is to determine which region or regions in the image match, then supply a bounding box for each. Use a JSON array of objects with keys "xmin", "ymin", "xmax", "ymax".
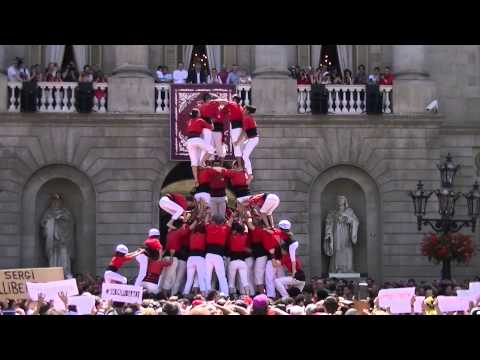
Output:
[{"xmin": 0, "ymin": 45, "xmax": 480, "ymax": 282}]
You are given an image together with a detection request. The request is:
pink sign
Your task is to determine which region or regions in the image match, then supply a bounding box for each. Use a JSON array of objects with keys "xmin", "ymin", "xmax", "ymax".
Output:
[
  {"xmin": 437, "ymin": 296, "xmax": 469, "ymax": 313},
  {"xmin": 378, "ymin": 287, "xmax": 416, "ymax": 314}
]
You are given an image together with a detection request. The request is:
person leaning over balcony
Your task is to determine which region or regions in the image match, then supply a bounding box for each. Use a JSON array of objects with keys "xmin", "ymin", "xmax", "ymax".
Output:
[
  {"xmin": 173, "ymin": 62, "xmax": 188, "ymax": 84},
  {"xmin": 296, "ymin": 70, "xmax": 311, "ymax": 85},
  {"xmin": 207, "ymin": 68, "xmax": 222, "ymax": 84},
  {"xmin": 379, "ymin": 66, "xmax": 394, "ymax": 85},
  {"xmin": 354, "ymin": 64, "xmax": 368, "ymax": 85}
]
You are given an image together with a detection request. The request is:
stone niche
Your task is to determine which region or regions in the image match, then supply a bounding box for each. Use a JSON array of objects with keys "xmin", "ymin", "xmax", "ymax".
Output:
[
  {"xmin": 309, "ymin": 165, "xmax": 382, "ymax": 281},
  {"xmin": 21, "ymin": 165, "xmax": 96, "ymax": 275}
]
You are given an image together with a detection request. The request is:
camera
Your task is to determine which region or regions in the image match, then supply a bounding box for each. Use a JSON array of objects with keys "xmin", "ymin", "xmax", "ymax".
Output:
[{"xmin": 425, "ymin": 100, "xmax": 439, "ymax": 113}]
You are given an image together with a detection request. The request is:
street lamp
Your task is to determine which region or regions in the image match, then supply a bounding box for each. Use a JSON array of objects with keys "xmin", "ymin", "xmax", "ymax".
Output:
[{"xmin": 409, "ymin": 154, "xmax": 479, "ymax": 279}]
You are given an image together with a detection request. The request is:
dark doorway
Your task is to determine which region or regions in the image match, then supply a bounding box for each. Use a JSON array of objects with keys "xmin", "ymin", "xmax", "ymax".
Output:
[
  {"xmin": 190, "ymin": 45, "xmax": 210, "ymax": 73},
  {"xmin": 61, "ymin": 45, "xmax": 77, "ymax": 72},
  {"xmin": 320, "ymin": 45, "xmax": 340, "ymax": 75}
]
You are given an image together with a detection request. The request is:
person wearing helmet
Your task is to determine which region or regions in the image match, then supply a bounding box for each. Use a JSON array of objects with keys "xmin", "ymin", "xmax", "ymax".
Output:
[
  {"xmin": 278, "ymin": 220, "xmax": 299, "ymax": 276},
  {"xmin": 104, "ymin": 244, "xmax": 145, "ymax": 284}
]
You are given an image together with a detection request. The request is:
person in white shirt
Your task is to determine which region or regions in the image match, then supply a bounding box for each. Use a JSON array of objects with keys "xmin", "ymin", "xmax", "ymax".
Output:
[
  {"xmin": 173, "ymin": 62, "xmax": 188, "ymax": 84},
  {"xmin": 207, "ymin": 68, "xmax": 222, "ymax": 84},
  {"xmin": 7, "ymin": 58, "xmax": 28, "ymax": 82},
  {"xmin": 155, "ymin": 65, "xmax": 164, "ymax": 82}
]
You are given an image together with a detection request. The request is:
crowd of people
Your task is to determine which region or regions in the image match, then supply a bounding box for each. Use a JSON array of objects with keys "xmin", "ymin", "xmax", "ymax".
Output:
[
  {"xmin": 155, "ymin": 62, "xmax": 252, "ymax": 85},
  {"xmin": 289, "ymin": 63, "xmax": 394, "ymax": 86}
]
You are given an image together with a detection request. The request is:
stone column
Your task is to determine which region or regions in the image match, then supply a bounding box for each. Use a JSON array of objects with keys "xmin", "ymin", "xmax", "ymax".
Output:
[
  {"xmin": 108, "ymin": 45, "xmax": 154, "ymax": 113},
  {"xmin": 0, "ymin": 45, "xmax": 7, "ymax": 112},
  {"xmin": 251, "ymin": 45, "xmax": 297, "ymax": 115},
  {"xmin": 392, "ymin": 45, "xmax": 437, "ymax": 114}
]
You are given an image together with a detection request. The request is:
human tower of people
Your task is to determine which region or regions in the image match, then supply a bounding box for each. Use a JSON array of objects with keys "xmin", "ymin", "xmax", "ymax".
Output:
[{"xmin": 103, "ymin": 94, "xmax": 305, "ymax": 300}]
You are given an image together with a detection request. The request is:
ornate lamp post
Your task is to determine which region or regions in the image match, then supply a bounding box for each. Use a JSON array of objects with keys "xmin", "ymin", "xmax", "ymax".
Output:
[{"xmin": 409, "ymin": 154, "xmax": 480, "ymax": 279}]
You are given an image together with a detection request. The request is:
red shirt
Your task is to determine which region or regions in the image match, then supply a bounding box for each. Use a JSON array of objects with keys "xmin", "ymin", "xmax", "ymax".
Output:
[
  {"xmin": 209, "ymin": 167, "xmax": 227, "ymax": 190},
  {"xmin": 109, "ymin": 254, "xmax": 135, "ymax": 270},
  {"xmin": 261, "ymin": 228, "xmax": 281, "ymax": 252},
  {"xmin": 380, "ymin": 73, "xmax": 394, "ymax": 85},
  {"xmin": 222, "ymin": 101, "xmax": 244, "ymax": 121},
  {"xmin": 224, "ymin": 169, "xmax": 248, "ymax": 187},
  {"xmin": 249, "ymin": 227, "xmax": 264, "ymax": 245},
  {"xmin": 199, "ymin": 102, "xmax": 220, "ymax": 118},
  {"xmin": 166, "ymin": 227, "xmax": 191, "ymax": 252},
  {"xmin": 187, "ymin": 117, "xmax": 212, "ymax": 136},
  {"xmin": 205, "ymin": 223, "xmax": 230, "ymax": 246},
  {"xmin": 228, "ymin": 233, "xmax": 250, "ymax": 253},
  {"xmin": 247, "ymin": 193, "xmax": 266, "ymax": 208},
  {"xmin": 167, "ymin": 193, "xmax": 187, "ymax": 210},
  {"xmin": 242, "ymin": 115, "xmax": 257, "ymax": 131},
  {"xmin": 297, "ymin": 76, "xmax": 311, "ymax": 85},
  {"xmin": 198, "ymin": 167, "xmax": 215, "ymax": 185},
  {"xmin": 281, "ymin": 254, "xmax": 302, "ymax": 273},
  {"xmin": 189, "ymin": 232, "xmax": 206, "ymax": 251}
]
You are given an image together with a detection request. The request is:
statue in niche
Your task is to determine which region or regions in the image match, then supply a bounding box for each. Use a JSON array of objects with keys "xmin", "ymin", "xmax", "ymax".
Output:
[
  {"xmin": 40, "ymin": 193, "xmax": 75, "ymax": 278},
  {"xmin": 323, "ymin": 195, "xmax": 359, "ymax": 273}
]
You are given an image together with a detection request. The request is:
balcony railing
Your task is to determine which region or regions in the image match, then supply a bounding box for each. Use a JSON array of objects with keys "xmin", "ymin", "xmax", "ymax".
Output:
[
  {"xmin": 7, "ymin": 81, "xmax": 108, "ymax": 113},
  {"xmin": 297, "ymin": 84, "xmax": 393, "ymax": 114}
]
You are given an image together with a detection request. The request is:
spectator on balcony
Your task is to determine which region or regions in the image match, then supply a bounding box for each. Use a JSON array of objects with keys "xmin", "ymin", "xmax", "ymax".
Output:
[
  {"xmin": 162, "ymin": 66, "xmax": 173, "ymax": 82},
  {"xmin": 354, "ymin": 64, "xmax": 368, "ymax": 85},
  {"xmin": 207, "ymin": 68, "xmax": 222, "ymax": 84},
  {"xmin": 62, "ymin": 62, "xmax": 79, "ymax": 82},
  {"xmin": 297, "ymin": 70, "xmax": 311, "ymax": 85},
  {"xmin": 219, "ymin": 66, "xmax": 229, "ymax": 84},
  {"xmin": 94, "ymin": 71, "xmax": 108, "ymax": 108},
  {"xmin": 330, "ymin": 69, "xmax": 343, "ymax": 84},
  {"xmin": 155, "ymin": 65, "xmax": 164, "ymax": 83},
  {"xmin": 238, "ymin": 69, "xmax": 252, "ymax": 85},
  {"xmin": 188, "ymin": 62, "xmax": 207, "ymax": 84},
  {"xmin": 312, "ymin": 65, "xmax": 324, "ymax": 84},
  {"xmin": 173, "ymin": 62, "xmax": 188, "ymax": 84},
  {"xmin": 379, "ymin": 66, "xmax": 394, "ymax": 85},
  {"xmin": 30, "ymin": 64, "xmax": 43, "ymax": 82},
  {"xmin": 79, "ymin": 65, "xmax": 94, "ymax": 83},
  {"xmin": 91, "ymin": 64, "xmax": 100, "ymax": 79},
  {"xmin": 320, "ymin": 70, "xmax": 331, "ymax": 85},
  {"xmin": 226, "ymin": 64, "xmax": 240, "ymax": 85},
  {"xmin": 368, "ymin": 66, "xmax": 381, "ymax": 84},
  {"xmin": 343, "ymin": 69, "xmax": 353, "ymax": 85},
  {"xmin": 7, "ymin": 58, "xmax": 29, "ymax": 82}
]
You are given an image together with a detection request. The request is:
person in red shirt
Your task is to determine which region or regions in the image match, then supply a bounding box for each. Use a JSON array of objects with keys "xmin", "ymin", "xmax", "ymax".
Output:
[
  {"xmin": 217, "ymin": 96, "xmax": 245, "ymax": 165},
  {"xmin": 227, "ymin": 221, "xmax": 252, "ymax": 296},
  {"xmin": 204, "ymin": 214, "xmax": 233, "ymax": 295},
  {"xmin": 194, "ymin": 164, "xmax": 216, "ymax": 212},
  {"xmin": 261, "ymin": 227, "xmax": 285, "ymax": 298},
  {"xmin": 104, "ymin": 244, "xmax": 144, "ymax": 284},
  {"xmin": 380, "ymin": 66, "xmax": 394, "ymax": 85},
  {"xmin": 245, "ymin": 212, "xmax": 269, "ymax": 294},
  {"xmin": 208, "ymin": 162, "xmax": 228, "ymax": 219},
  {"xmin": 245, "ymin": 192, "xmax": 281, "ymax": 229},
  {"xmin": 159, "ymin": 192, "xmax": 194, "ymax": 230},
  {"xmin": 224, "ymin": 160, "xmax": 252, "ymax": 206},
  {"xmin": 240, "ymin": 105, "xmax": 259, "ymax": 179},
  {"xmin": 183, "ymin": 216, "xmax": 207, "ymax": 296},
  {"xmin": 274, "ymin": 244, "xmax": 306, "ymax": 298},
  {"xmin": 199, "ymin": 94, "xmax": 226, "ymax": 161},
  {"xmin": 185, "ymin": 108, "xmax": 215, "ymax": 185}
]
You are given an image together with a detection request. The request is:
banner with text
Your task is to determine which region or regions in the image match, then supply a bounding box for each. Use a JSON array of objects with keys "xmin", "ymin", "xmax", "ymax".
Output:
[
  {"xmin": 378, "ymin": 287, "xmax": 416, "ymax": 314},
  {"xmin": 101, "ymin": 283, "xmax": 143, "ymax": 304},
  {"xmin": 170, "ymin": 84, "xmax": 236, "ymax": 160},
  {"xmin": 26, "ymin": 278, "xmax": 79, "ymax": 310},
  {"xmin": 0, "ymin": 267, "xmax": 64, "ymax": 302}
]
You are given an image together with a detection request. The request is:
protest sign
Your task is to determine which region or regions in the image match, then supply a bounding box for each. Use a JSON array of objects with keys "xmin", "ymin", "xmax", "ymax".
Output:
[
  {"xmin": 456, "ymin": 289, "xmax": 478, "ymax": 303},
  {"xmin": 101, "ymin": 283, "xmax": 143, "ymax": 304},
  {"xmin": 413, "ymin": 296, "xmax": 425, "ymax": 314},
  {"xmin": 0, "ymin": 267, "xmax": 64, "ymax": 302},
  {"xmin": 437, "ymin": 296, "xmax": 469, "ymax": 313},
  {"xmin": 67, "ymin": 295, "xmax": 96, "ymax": 315},
  {"xmin": 378, "ymin": 287, "xmax": 415, "ymax": 314},
  {"xmin": 26, "ymin": 278, "xmax": 79, "ymax": 310}
]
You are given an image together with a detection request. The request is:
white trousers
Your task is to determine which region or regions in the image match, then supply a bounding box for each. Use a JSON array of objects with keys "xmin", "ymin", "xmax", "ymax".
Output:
[
  {"xmin": 194, "ymin": 192, "xmax": 211, "ymax": 207},
  {"xmin": 183, "ymin": 256, "xmax": 207, "ymax": 294},
  {"xmin": 160, "ymin": 257, "xmax": 178, "ymax": 291},
  {"xmin": 186, "ymin": 137, "xmax": 214, "ymax": 166},
  {"xmin": 265, "ymin": 260, "xmax": 285, "ymax": 298},
  {"xmin": 228, "ymin": 259, "xmax": 249, "ymax": 294},
  {"xmin": 237, "ymin": 195, "xmax": 252, "ymax": 205},
  {"xmin": 254, "ymin": 255, "xmax": 268, "ymax": 286},
  {"xmin": 205, "ymin": 253, "xmax": 229, "ymax": 295},
  {"xmin": 159, "ymin": 197, "xmax": 184, "ymax": 220},
  {"xmin": 140, "ymin": 281, "xmax": 161, "ymax": 295},
  {"xmin": 274, "ymin": 276, "xmax": 306, "ymax": 298},
  {"xmin": 231, "ymin": 127, "xmax": 245, "ymax": 157},
  {"xmin": 212, "ymin": 131, "xmax": 226, "ymax": 158},
  {"xmin": 260, "ymin": 194, "xmax": 280, "ymax": 215},
  {"xmin": 104, "ymin": 270, "xmax": 127, "ymax": 284},
  {"xmin": 245, "ymin": 257, "xmax": 255, "ymax": 294},
  {"xmin": 241, "ymin": 136, "xmax": 259, "ymax": 175},
  {"xmin": 171, "ymin": 259, "xmax": 187, "ymax": 295}
]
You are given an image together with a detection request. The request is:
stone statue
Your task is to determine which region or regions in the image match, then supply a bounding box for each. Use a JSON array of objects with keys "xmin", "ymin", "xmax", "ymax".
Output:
[
  {"xmin": 40, "ymin": 193, "xmax": 75, "ymax": 277},
  {"xmin": 323, "ymin": 195, "xmax": 359, "ymax": 273}
]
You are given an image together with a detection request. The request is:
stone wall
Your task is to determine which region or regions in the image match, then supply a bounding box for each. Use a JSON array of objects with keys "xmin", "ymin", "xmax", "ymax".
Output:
[{"xmin": 0, "ymin": 113, "xmax": 479, "ymax": 281}]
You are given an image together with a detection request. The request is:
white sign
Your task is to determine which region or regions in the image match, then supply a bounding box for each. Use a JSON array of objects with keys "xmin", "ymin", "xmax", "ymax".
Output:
[
  {"xmin": 101, "ymin": 283, "xmax": 143, "ymax": 304},
  {"xmin": 437, "ymin": 296, "xmax": 469, "ymax": 313},
  {"xmin": 469, "ymin": 282, "xmax": 480, "ymax": 291},
  {"xmin": 26, "ymin": 278, "xmax": 79, "ymax": 310},
  {"xmin": 413, "ymin": 296, "xmax": 425, "ymax": 314},
  {"xmin": 68, "ymin": 295, "xmax": 96, "ymax": 315},
  {"xmin": 456, "ymin": 289, "xmax": 478, "ymax": 304},
  {"xmin": 378, "ymin": 287, "xmax": 416, "ymax": 314}
]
